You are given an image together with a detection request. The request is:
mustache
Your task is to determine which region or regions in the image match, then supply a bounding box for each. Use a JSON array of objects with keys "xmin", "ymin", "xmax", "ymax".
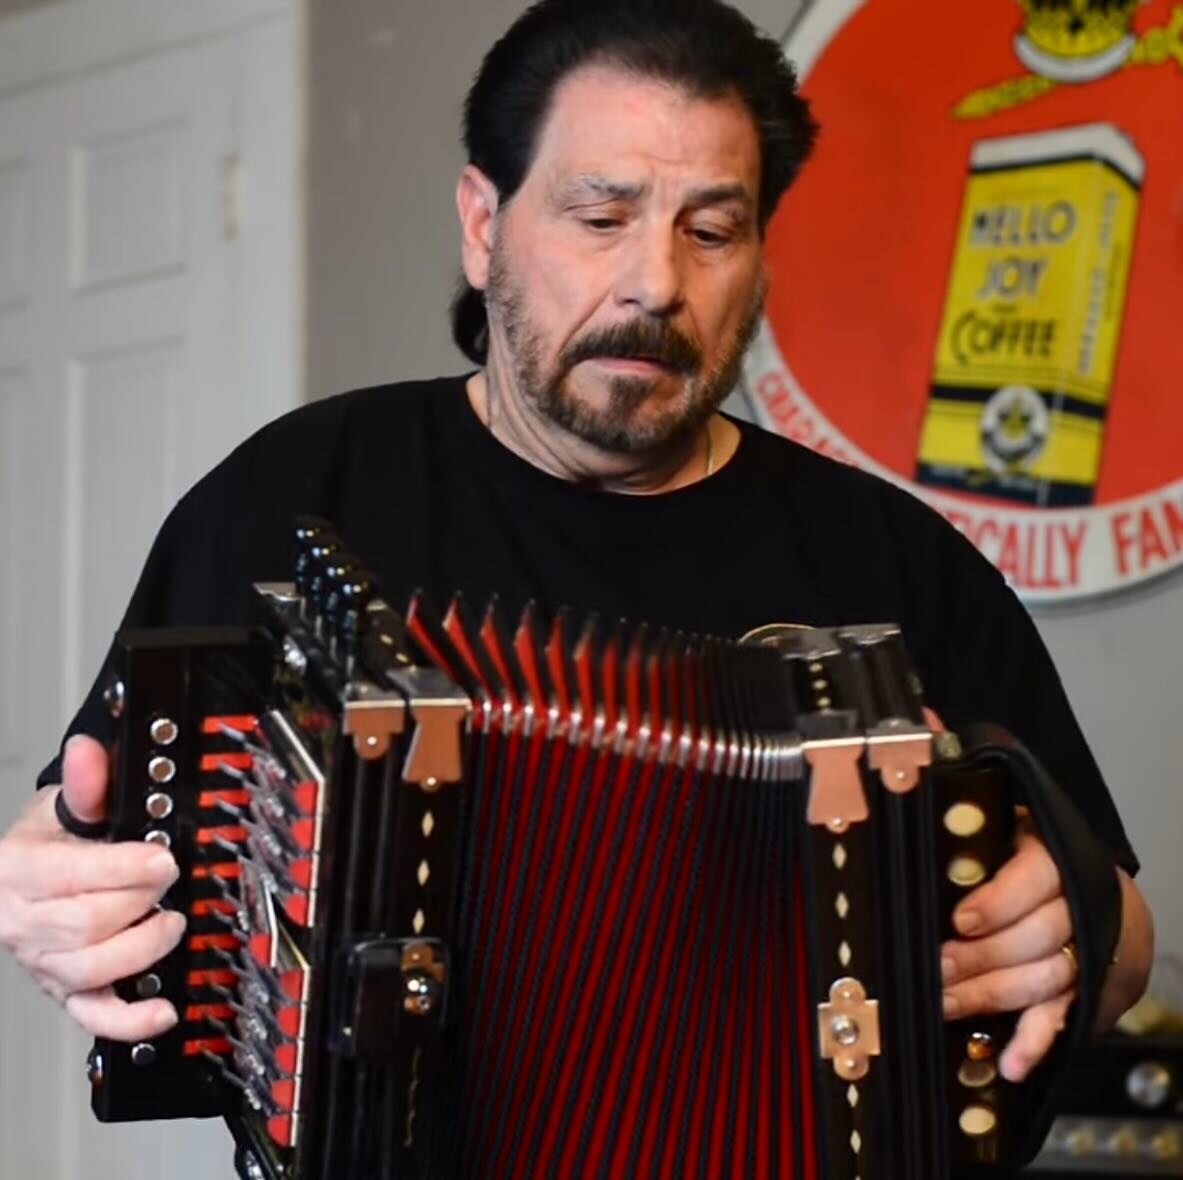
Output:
[{"xmin": 561, "ymin": 320, "xmax": 702, "ymax": 375}]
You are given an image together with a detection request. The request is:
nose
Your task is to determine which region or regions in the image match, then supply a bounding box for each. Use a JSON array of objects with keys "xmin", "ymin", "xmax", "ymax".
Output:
[{"xmin": 615, "ymin": 223, "xmax": 685, "ymax": 318}]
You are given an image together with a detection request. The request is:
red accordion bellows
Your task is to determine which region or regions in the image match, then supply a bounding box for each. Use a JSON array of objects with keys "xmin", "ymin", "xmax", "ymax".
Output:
[{"xmin": 407, "ymin": 599, "xmax": 820, "ymax": 1178}]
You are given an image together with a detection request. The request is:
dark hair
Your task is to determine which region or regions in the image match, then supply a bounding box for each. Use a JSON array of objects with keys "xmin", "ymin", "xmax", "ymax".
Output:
[{"xmin": 451, "ymin": 0, "xmax": 819, "ymax": 364}]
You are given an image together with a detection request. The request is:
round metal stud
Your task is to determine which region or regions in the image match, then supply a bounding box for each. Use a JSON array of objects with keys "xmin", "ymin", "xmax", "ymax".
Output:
[
  {"xmin": 149, "ymin": 717, "xmax": 179, "ymax": 746},
  {"xmin": 959, "ymin": 1103, "xmax": 997, "ymax": 1138},
  {"xmin": 130, "ymin": 1042, "xmax": 158, "ymax": 1067},
  {"xmin": 145, "ymin": 793, "xmax": 174, "ymax": 821},
  {"xmin": 830, "ymin": 1015, "xmax": 860, "ymax": 1047},
  {"xmin": 144, "ymin": 830, "xmax": 172, "ymax": 850},
  {"xmin": 403, "ymin": 969, "xmax": 442, "ymax": 1016},
  {"xmin": 86, "ymin": 1048, "xmax": 104, "ymax": 1087},
  {"xmin": 1126, "ymin": 1060, "xmax": 1172, "ymax": 1110},
  {"xmin": 241, "ymin": 1152, "xmax": 267, "ymax": 1180},
  {"xmin": 148, "ymin": 756, "xmax": 176, "ymax": 785},
  {"xmin": 103, "ymin": 679, "xmax": 126, "ymax": 719},
  {"xmin": 1151, "ymin": 1128, "xmax": 1182, "ymax": 1160},
  {"xmin": 1064, "ymin": 1126, "xmax": 1097, "ymax": 1156},
  {"xmin": 966, "ymin": 1032, "xmax": 995, "ymax": 1062},
  {"xmin": 135, "ymin": 973, "xmax": 163, "ymax": 999},
  {"xmin": 1107, "ymin": 1125, "xmax": 1140, "ymax": 1157}
]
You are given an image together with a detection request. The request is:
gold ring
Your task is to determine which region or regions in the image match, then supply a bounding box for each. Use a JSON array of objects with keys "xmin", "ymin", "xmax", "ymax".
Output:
[{"xmin": 1060, "ymin": 940, "xmax": 1079, "ymax": 979}]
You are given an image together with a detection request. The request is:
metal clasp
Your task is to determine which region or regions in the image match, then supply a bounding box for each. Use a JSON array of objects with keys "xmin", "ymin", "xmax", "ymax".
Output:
[
  {"xmin": 343, "ymin": 690, "xmax": 407, "ymax": 760},
  {"xmin": 865, "ymin": 724, "xmax": 932, "ymax": 795},
  {"xmin": 804, "ymin": 736, "xmax": 868, "ymax": 833},
  {"xmin": 819, "ymin": 977, "xmax": 881, "ymax": 1081},
  {"xmin": 401, "ymin": 941, "xmax": 446, "ymax": 1016}
]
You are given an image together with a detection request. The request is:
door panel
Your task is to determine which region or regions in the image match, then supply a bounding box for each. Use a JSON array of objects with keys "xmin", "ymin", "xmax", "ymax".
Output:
[{"xmin": 0, "ymin": 10, "xmax": 300, "ymax": 1179}]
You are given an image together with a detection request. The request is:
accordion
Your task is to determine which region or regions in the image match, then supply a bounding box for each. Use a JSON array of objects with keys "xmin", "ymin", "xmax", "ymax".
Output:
[{"xmin": 83, "ymin": 519, "xmax": 1119, "ymax": 1179}]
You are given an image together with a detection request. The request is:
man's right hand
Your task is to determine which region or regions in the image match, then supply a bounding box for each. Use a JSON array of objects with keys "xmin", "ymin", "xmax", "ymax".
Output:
[{"xmin": 0, "ymin": 735, "xmax": 186, "ymax": 1040}]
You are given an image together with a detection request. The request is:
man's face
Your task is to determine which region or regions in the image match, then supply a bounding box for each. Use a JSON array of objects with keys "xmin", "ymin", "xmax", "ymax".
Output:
[{"xmin": 484, "ymin": 65, "xmax": 767, "ymax": 453}]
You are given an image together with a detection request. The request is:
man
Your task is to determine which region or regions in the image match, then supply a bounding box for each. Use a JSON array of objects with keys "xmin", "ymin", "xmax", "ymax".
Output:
[{"xmin": 0, "ymin": 0, "xmax": 1153, "ymax": 1173}]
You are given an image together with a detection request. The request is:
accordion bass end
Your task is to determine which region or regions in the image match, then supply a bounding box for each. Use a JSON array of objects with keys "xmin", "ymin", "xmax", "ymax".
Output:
[{"xmin": 83, "ymin": 519, "xmax": 1118, "ymax": 1180}]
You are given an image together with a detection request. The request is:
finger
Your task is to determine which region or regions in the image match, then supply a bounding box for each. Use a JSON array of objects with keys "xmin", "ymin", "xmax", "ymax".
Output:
[
  {"xmin": 33, "ymin": 909, "xmax": 187, "ymax": 995},
  {"xmin": 922, "ymin": 707, "xmax": 947, "ymax": 734},
  {"xmin": 61, "ymin": 735, "xmax": 111, "ymax": 825},
  {"xmin": 19, "ymin": 828, "xmax": 177, "ymax": 901},
  {"xmin": 999, "ymin": 990, "xmax": 1074, "ymax": 1083},
  {"xmin": 64, "ymin": 987, "xmax": 179, "ymax": 1042},
  {"xmin": 943, "ymin": 949, "xmax": 1076, "ymax": 1020},
  {"xmin": 952, "ymin": 831, "xmax": 1061, "ymax": 937},
  {"xmin": 22, "ymin": 883, "xmax": 176, "ymax": 953},
  {"xmin": 942, "ymin": 897, "xmax": 1072, "ymax": 986}
]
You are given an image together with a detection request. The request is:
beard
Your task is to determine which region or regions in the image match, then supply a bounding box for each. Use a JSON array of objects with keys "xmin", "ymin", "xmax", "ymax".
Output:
[{"xmin": 485, "ymin": 239, "xmax": 765, "ymax": 454}]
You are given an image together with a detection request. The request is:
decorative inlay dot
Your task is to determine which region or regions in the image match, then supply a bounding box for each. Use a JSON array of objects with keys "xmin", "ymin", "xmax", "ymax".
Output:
[
  {"xmin": 835, "ymin": 892, "xmax": 850, "ymax": 920},
  {"xmin": 421, "ymin": 811, "xmax": 434, "ymax": 838},
  {"xmin": 851, "ymin": 1130, "xmax": 862, "ymax": 1154},
  {"xmin": 847, "ymin": 1084, "xmax": 859, "ymax": 1108},
  {"xmin": 833, "ymin": 843, "xmax": 847, "ymax": 870},
  {"xmin": 838, "ymin": 941, "xmax": 852, "ymax": 967},
  {"xmin": 417, "ymin": 860, "xmax": 430, "ymax": 886},
  {"xmin": 412, "ymin": 909, "xmax": 425, "ymax": 934}
]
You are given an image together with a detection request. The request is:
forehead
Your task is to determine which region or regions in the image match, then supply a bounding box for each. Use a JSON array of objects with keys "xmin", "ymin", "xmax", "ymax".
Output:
[{"xmin": 526, "ymin": 64, "xmax": 760, "ymax": 196}]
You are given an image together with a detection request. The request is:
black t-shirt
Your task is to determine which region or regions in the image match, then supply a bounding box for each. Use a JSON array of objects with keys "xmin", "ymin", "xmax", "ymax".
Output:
[{"xmin": 40, "ymin": 374, "xmax": 1137, "ymax": 874}]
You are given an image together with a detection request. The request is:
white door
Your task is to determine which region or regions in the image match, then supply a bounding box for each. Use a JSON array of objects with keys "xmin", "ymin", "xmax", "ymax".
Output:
[{"xmin": 0, "ymin": 5, "xmax": 301, "ymax": 1178}]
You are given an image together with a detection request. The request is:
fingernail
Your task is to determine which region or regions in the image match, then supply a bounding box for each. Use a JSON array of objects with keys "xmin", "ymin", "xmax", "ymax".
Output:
[
  {"xmin": 166, "ymin": 910, "xmax": 188, "ymax": 937},
  {"xmin": 147, "ymin": 852, "xmax": 179, "ymax": 883},
  {"xmin": 1000, "ymin": 1053, "xmax": 1026, "ymax": 1083},
  {"xmin": 942, "ymin": 993, "xmax": 960, "ymax": 1018},
  {"xmin": 955, "ymin": 910, "xmax": 982, "ymax": 936},
  {"xmin": 154, "ymin": 1005, "xmax": 179, "ymax": 1034},
  {"xmin": 940, "ymin": 956, "xmax": 956, "ymax": 984}
]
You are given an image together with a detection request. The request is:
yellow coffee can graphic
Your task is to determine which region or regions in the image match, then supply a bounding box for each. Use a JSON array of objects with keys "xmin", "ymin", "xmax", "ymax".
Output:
[
  {"xmin": 750, "ymin": 0, "xmax": 1183, "ymax": 604},
  {"xmin": 915, "ymin": 123, "xmax": 1143, "ymax": 507}
]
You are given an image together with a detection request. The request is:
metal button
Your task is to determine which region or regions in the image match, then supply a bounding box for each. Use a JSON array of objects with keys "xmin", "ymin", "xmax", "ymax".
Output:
[
  {"xmin": 86, "ymin": 1048, "xmax": 104, "ymax": 1087},
  {"xmin": 148, "ymin": 756, "xmax": 176, "ymax": 784},
  {"xmin": 402, "ymin": 969, "xmax": 442, "ymax": 1016},
  {"xmin": 959, "ymin": 1103, "xmax": 998, "ymax": 1138},
  {"xmin": 144, "ymin": 830, "xmax": 172, "ymax": 850},
  {"xmin": 130, "ymin": 1043, "xmax": 157, "ymax": 1067},
  {"xmin": 1126, "ymin": 1060, "xmax": 1172, "ymax": 1110},
  {"xmin": 948, "ymin": 855, "xmax": 987, "ymax": 888},
  {"xmin": 150, "ymin": 717, "xmax": 179, "ymax": 746},
  {"xmin": 958, "ymin": 1059, "xmax": 997, "ymax": 1089},
  {"xmin": 135, "ymin": 974, "xmax": 163, "ymax": 999},
  {"xmin": 944, "ymin": 802, "xmax": 987, "ymax": 838},
  {"xmin": 966, "ymin": 1032, "xmax": 995, "ymax": 1061},
  {"xmin": 104, "ymin": 679, "xmax": 126, "ymax": 719},
  {"xmin": 145, "ymin": 793, "xmax": 174, "ymax": 820}
]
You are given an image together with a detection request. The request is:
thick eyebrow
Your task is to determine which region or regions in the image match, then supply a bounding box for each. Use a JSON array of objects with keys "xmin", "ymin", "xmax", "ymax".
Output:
[
  {"xmin": 550, "ymin": 174, "xmax": 754, "ymax": 216},
  {"xmin": 551, "ymin": 174, "xmax": 646, "ymax": 205},
  {"xmin": 683, "ymin": 182, "xmax": 754, "ymax": 215}
]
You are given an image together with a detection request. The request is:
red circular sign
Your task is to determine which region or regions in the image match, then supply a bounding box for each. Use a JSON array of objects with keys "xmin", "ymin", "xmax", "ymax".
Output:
[{"xmin": 747, "ymin": 0, "xmax": 1183, "ymax": 603}]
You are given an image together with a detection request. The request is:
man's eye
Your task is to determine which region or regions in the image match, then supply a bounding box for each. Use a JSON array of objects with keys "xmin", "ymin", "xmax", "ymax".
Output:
[
  {"xmin": 691, "ymin": 227, "xmax": 730, "ymax": 247},
  {"xmin": 582, "ymin": 217, "xmax": 622, "ymax": 231}
]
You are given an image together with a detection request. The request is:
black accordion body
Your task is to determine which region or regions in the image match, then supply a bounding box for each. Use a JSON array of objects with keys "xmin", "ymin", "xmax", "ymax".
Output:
[{"xmin": 84, "ymin": 520, "xmax": 1120, "ymax": 1179}]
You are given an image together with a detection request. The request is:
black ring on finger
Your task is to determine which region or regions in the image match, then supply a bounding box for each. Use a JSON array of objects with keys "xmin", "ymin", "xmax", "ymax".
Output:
[{"xmin": 54, "ymin": 789, "xmax": 110, "ymax": 840}]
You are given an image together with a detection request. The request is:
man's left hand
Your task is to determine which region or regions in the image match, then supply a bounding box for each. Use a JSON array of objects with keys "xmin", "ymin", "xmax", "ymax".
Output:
[{"xmin": 941, "ymin": 826, "xmax": 1154, "ymax": 1083}]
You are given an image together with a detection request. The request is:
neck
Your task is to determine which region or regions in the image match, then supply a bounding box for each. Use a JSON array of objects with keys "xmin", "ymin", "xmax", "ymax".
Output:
[{"xmin": 466, "ymin": 358, "xmax": 736, "ymax": 496}]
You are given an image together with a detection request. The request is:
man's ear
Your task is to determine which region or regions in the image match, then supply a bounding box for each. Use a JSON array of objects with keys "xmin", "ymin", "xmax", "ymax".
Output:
[{"xmin": 457, "ymin": 165, "xmax": 501, "ymax": 291}]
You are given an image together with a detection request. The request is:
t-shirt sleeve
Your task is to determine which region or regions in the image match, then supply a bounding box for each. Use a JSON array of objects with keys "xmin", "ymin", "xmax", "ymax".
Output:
[{"xmin": 907, "ymin": 515, "xmax": 1139, "ymax": 877}]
